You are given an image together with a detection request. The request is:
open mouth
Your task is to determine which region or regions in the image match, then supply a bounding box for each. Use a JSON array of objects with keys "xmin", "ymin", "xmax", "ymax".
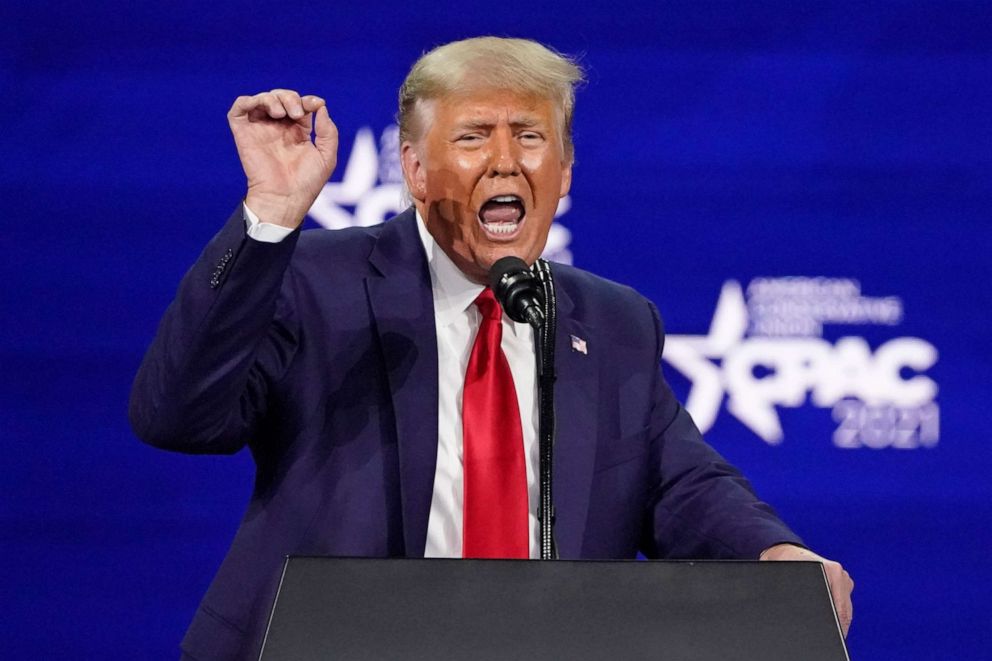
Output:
[{"xmin": 478, "ymin": 195, "xmax": 525, "ymax": 238}]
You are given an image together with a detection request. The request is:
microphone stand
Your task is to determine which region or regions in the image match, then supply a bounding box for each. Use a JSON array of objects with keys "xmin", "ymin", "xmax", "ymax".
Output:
[{"xmin": 533, "ymin": 259, "xmax": 558, "ymax": 560}]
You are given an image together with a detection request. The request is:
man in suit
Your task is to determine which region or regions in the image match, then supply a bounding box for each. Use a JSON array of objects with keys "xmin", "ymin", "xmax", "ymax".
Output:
[{"xmin": 130, "ymin": 37, "xmax": 852, "ymax": 660}]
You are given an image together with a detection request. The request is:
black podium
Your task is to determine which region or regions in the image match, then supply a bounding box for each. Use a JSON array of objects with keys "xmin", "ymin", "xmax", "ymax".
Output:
[{"xmin": 258, "ymin": 557, "xmax": 848, "ymax": 661}]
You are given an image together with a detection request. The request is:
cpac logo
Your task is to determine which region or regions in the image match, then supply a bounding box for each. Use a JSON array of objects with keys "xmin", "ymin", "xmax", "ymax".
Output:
[
  {"xmin": 307, "ymin": 125, "xmax": 575, "ymax": 264},
  {"xmin": 664, "ymin": 278, "xmax": 940, "ymax": 449}
]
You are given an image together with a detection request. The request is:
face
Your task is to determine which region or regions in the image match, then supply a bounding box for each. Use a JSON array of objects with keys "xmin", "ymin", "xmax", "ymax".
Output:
[{"xmin": 401, "ymin": 87, "xmax": 573, "ymax": 283}]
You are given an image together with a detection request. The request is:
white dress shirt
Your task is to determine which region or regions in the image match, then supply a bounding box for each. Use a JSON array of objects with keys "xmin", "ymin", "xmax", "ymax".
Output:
[{"xmin": 244, "ymin": 206, "xmax": 540, "ymax": 558}]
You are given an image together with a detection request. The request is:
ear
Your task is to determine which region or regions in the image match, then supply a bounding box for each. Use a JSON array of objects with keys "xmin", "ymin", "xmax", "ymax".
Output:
[
  {"xmin": 559, "ymin": 160, "xmax": 573, "ymax": 199},
  {"xmin": 401, "ymin": 141, "xmax": 427, "ymax": 202}
]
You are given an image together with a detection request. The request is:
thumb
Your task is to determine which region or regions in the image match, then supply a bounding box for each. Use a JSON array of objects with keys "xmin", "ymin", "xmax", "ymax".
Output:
[{"xmin": 313, "ymin": 105, "xmax": 339, "ymax": 175}]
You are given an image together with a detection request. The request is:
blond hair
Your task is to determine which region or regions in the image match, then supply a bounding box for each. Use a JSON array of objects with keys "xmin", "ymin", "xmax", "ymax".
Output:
[{"xmin": 398, "ymin": 36, "xmax": 584, "ymax": 162}]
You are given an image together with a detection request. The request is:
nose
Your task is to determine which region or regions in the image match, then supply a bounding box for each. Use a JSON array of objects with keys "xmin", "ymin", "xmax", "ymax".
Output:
[{"xmin": 489, "ymin": 128, "xmax": 520, "ymax": 177}]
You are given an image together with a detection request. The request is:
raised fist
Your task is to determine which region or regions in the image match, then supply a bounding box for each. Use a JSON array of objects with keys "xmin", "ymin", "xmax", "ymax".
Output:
[{"xmin": 227, "ymin": 89, "xmax": 338, "ymax": 229}]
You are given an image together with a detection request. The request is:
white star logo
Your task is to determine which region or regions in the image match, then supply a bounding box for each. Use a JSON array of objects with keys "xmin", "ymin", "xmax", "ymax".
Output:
[{"xmin": 663, "ymin": 281, "xmax": 786, "ymax": 444}]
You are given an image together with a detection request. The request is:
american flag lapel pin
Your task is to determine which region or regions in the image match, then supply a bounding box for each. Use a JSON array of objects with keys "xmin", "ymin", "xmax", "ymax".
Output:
[{"xmin": 570, "ymin": 334, "xmax": 588, "ymax": 355}]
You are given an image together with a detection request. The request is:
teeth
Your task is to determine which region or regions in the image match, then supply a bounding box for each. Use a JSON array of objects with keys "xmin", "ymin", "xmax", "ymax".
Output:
[
  {"xmin": 491, "ymin": 195, "xmax": 521, "ymax": 203},
  {"xmin": 483, "ymin": 222, "xmax": 518, "ymax": 235}
]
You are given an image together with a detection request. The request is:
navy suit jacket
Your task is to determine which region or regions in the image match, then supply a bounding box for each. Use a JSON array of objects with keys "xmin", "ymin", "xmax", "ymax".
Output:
[{"xmin": 130, "ymin": 206, "xmax": 801, "ymax": 660}]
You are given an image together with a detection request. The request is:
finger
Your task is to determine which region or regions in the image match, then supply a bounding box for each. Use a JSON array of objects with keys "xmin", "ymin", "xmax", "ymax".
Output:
[
  {"xmin": 836, "ymin": 597, "xmax": 852, "ymax": 637},
  {"xmin": 841, "ymin": 571, "xmax": 854, "ymax": 636},
  {"xmin": 301, "ymin": 95, "xmax": 325, "ymax": 114},
  {"xmin": 833, "ymin": 587, "xmax": 852, "ymax": 637},
  {"xmin": 229, "ymin": 93, "xmax": 286, "ymax": 121},
  {"xmin": 272, "ymin": 89, "xmax": 305, "ymax": 120},
  {"xmin": 824, "ymin": 564, "xmax": 854, "ymax": 637},
  {"xmin": 313, "ymin": 104, "xmax": 339, "ymax": 172},
  {"xmin": 239, "ymin": 91, "xmax": 289, "ymax": 121},
  {"xmin": 252, "ymin": 92, "xmax": 289, "ymax": 119},
  {"xmin": 297, "ymin": 96, "xmax": 327, "ymax": 132},
  {"xmin": 228, "ymin": 95, "xmax": 255, "ymax": 119}
]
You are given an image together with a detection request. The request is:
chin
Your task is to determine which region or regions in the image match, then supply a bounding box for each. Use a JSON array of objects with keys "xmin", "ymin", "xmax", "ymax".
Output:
[{"xmin": 480, "ymin": 245, "xmax": 529, "ymax": 270}]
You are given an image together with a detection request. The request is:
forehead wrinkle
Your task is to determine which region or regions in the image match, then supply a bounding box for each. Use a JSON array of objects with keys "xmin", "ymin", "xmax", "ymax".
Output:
[
  {"xmin": 454, "ymin": 112, "xmax": 546, "ymax": 129},
  {"xmin": 456, "ymin": 118, "xmax": 496, "ymax": 130},
  {"xmin": 510, "ymin": 116, "xmax": 542, "ymax": 128}
]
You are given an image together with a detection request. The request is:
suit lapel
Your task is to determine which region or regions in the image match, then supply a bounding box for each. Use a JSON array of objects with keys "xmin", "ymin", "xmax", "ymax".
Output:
[
  {"xmin": 549, "ymin": 280, "xmax": 599, "ymax": 558},
  {"xmin": 366, "ymin": 209, "xmax": 438, "ymax": 557}
]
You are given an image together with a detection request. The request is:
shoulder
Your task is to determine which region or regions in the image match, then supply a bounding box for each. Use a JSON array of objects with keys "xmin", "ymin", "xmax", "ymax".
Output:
[
  {"xmin": 550, "ymin": 261, "xmax": 664, "ymax": 337},
  {"xmin": 289, "ymin": 208, "xmax": 417, "ymax": 276},
  {"xmin": 293, "ymin": 223, "xmax": 380, "ymax": 265}
]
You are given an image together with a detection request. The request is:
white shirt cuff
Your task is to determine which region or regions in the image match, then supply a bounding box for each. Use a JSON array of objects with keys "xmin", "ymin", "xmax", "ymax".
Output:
[{"xmin": 243, "ymin": 203, "xmax": 296, "ymax": 243}]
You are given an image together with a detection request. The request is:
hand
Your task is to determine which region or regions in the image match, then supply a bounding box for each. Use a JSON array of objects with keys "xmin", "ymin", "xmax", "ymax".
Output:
[
  {"xmin": 759, "ymin": 543, "xmax": 854, "ymax": 638},
  {"xmin": 228, "ymin": 89, "xmax": 339, "ymax": 229}
]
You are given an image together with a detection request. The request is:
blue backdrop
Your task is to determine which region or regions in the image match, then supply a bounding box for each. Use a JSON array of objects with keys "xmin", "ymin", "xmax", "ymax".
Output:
[{"xmin": 2, "ymin": 2, "xmax": 990, "ymax": 659}]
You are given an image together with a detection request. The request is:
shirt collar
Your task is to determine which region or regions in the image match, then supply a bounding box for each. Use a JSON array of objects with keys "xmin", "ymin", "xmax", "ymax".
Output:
[{"xmin": 415, "ymin": 209, "xmax": 526, "ymax": 337}]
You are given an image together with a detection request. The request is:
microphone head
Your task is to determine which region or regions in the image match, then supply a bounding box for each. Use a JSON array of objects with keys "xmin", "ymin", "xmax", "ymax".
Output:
[
  {"xmin": 488, "ymin": 256, "xmax": 530, "ymax": 291},
  {"xmin": 489, "ymin": 256, "xmax": 545, "ymax": 327}
]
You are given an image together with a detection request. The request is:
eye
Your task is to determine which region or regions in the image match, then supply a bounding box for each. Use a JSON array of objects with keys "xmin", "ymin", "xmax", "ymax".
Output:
[
  {"xmin": 519, "ymin": 131, "xmax": 544, "ymax": 144},
  {"xmin": 456, "ymin": 133, "xmax": 483, "ymax": 144}
]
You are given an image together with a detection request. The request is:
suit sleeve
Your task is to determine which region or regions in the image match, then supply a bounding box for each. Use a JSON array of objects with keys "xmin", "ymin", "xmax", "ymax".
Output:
[
  {"xmin": 638, "ymin": 301, "xmax": 804, "ymax": 559},
  {"xmin": 128, "ymin": 205, "xmax": 301, "ymax": 454}
]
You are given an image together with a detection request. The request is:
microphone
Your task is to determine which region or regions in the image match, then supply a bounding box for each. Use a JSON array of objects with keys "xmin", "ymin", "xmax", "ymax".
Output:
[{"xmin": 489, "ymin": 256, "xmax": 545, "ymax": 328}]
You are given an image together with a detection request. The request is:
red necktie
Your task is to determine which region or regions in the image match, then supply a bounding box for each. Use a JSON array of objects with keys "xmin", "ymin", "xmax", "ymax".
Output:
[{"xmin": 462, "ymin": 288, "xmax": 529, "ymax": 558}]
